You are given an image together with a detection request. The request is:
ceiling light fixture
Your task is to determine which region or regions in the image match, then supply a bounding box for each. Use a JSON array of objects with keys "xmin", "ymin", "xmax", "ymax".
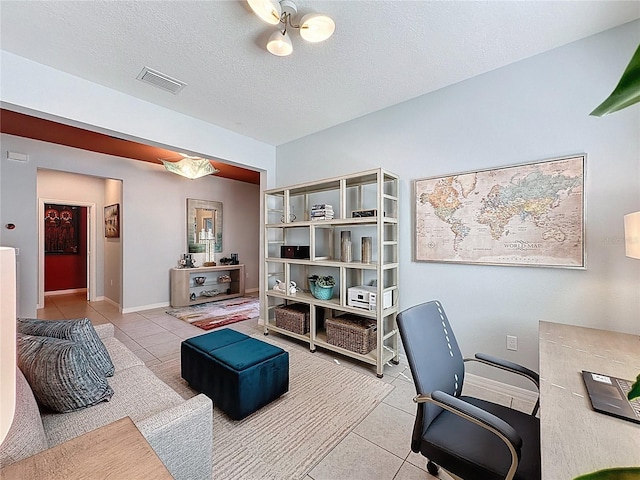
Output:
[
  {"xmin": 248, "ymin": 0, "xmax": 335, "ymax": 57},
  {"xmin": 161, "ymin": 155, "xmax": 219, "ymax": 180}
]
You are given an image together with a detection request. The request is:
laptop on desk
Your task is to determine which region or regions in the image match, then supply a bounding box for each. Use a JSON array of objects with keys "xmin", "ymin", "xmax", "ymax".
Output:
[{"xmin": 582, "ymin": 371, "xmax": 640, "ymax": 425}]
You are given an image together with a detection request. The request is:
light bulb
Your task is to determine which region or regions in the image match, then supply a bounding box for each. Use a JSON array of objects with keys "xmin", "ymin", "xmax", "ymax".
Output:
[
  {"xmin": 299, "ymin": 13, "xmax": 335, "ymax": 43},
  {"xmin": 267, "ymin": 30, "xmax": 293, "ymax": 56},
  {"xmin": 247, "ymin": 0, "xmax": 281, "ymax": 25}
]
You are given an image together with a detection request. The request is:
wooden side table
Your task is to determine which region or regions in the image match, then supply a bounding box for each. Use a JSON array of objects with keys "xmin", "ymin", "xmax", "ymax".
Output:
[{"xmin": 0, "ymin": 417, "xmax": 173, "ymax": 479}]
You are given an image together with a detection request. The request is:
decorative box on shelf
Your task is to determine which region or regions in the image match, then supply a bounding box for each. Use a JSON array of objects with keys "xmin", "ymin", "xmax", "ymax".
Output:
[
  {"xmin": 326, "ymin": 315, "xmax": 377, "ymax": 354},
  {"xmin": 280, "ymin": 245, "xmax": 310, "ymax": 259},
  {"xmin": 274, "ymin": 304, "xmax": 310, "ymax": 335}
]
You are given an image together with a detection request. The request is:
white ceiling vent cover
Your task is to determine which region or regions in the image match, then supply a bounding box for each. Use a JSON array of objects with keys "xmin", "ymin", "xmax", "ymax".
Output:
[{"xmin": 136, "ymin": 67, "xmax": 187, "ymax": 94}]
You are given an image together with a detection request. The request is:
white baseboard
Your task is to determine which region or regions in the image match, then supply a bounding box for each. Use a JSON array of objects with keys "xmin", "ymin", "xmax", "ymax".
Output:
[
  {"xmin": 465, "ymin": 372, "xmax": 538, "ymax": 404},
  {"xmin": 45, "ymin": 288, "xmax": 86, "ymax": 296},
  {"xmin": 122, "ymin": 301, "xmax": 170, "ymax": 314},
  {"xmin": 102, "ymin": 296, "xmax": 120, "ymax": 311},
  {"xmin": 246, "ymin": 287, "xmax": 259, "ymax": 294}
]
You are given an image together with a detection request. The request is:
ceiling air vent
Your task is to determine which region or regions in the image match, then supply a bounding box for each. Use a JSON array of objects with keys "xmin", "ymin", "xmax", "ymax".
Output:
[{"xmin": 136, "ymin": 67, "xmax": 187, "ymax": 94}]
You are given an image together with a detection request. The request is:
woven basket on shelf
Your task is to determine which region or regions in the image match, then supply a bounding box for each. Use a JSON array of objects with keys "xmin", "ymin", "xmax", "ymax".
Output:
[
  {"xmin": 326, "ymin": 315, "xmax": 377, "ymax": 354},
  {"xmin": 274, "ymin": 304, "xmax": 310, "ymax": 334}
]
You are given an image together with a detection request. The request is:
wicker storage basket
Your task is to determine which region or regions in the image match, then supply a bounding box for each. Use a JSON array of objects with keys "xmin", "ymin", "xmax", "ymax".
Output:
[
  {"xmin": 274, "ymin": 304, "xmax": 310, "ymax": 335},
  {"xmin": 326, "ymin": 315, "xmax": 377, "ymax": 354}
]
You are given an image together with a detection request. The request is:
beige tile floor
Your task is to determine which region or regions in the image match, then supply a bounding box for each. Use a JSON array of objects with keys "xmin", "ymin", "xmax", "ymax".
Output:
[{"xmin": 38, "ymin": 292, "xmax": 535, "ymax": 480}]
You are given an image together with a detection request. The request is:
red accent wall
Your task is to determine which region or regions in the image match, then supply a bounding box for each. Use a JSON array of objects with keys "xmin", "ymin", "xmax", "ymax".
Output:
[{"xmin": 45, "ymin": 207, "xmax": 87, "ymax": 291}]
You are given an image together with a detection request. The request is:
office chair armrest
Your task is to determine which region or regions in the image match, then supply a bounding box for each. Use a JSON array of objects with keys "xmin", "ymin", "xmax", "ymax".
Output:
[
  {"xmin": 464, "ymin": 353, "xmax": 540, "ymax": 415},
  {"xmin": 416, "ymin": 391, "xmax": 522, "ymax": 480},
  {"xmin": 428, "ymin": 391, "xmax": 523, "ymax": 450},
  {"xmin": 472, "ymin": 353, "xmax": 539, "ymax": 387}
]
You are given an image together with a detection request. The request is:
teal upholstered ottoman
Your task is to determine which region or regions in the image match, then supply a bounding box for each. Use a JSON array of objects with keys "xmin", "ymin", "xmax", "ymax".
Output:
[{"xmin": 181, "ymin": 328, "xmax": 289, "ymax": 420}]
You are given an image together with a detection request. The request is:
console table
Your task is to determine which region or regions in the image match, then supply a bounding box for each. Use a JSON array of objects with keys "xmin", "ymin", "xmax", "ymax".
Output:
[
  {"xmin": 0, "ymin": 417, "xmax": 172, "ymax": 479},
  {"xmin": 539, "ymin": 321, "xmax": 640, "ymax": 479},
  {"xmin": 170, "ymin": 264, "xmax": 245, "ymax": 307}
]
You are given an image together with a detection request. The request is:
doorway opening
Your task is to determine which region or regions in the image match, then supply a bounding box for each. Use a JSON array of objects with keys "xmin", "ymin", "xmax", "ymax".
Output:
[{"xmin": 38, "ymin": 199, "xmax": 97, "ymax": 309}]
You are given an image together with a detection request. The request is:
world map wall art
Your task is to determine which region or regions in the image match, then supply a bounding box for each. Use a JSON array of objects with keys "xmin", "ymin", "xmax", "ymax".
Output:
[{"xmin": 413, "ymin": 154, "xmax": 585, "ymax": 268}]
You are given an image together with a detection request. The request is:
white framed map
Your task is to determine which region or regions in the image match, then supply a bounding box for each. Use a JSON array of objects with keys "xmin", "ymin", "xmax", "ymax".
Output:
[{"xmin": 414, "ymin": 154, "xmax": 585, "ymax": 268}]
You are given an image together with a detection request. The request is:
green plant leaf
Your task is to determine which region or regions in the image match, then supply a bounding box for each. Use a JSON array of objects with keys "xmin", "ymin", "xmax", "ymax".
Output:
[
  {"xmin": 628, "ymin": 373, "xmax": 640, "ymax": 402},
  {"xmin": 590, "ymin": 43, "xmax": 640, "ymax": 116},
  {"xmin": 574, "ymin": 467, "xmax": 640, "ymax": 480},
  {"xmin": 316, "ymin": 275, "xmax": 335, "ymax": 287}
]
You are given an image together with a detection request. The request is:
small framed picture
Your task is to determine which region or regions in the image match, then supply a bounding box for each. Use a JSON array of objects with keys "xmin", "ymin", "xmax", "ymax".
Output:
[{"xmin": 104, "ymin": 204, "xmax": 120, "ymax": 238}]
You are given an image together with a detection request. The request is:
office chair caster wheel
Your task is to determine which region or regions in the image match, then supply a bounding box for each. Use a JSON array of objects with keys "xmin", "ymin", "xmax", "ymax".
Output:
[{"xmin": 427, "ymin": 461, "xmax": 439, "ymax": 475}]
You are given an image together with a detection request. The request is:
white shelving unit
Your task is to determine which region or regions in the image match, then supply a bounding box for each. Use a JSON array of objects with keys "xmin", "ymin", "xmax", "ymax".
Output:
[{"xmin": 262, "ymin": 168, "xmax": 399, "ymax": 377}]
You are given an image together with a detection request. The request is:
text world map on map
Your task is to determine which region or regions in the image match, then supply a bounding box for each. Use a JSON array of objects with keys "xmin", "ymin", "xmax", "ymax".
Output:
[{"xmin": 414, "ymin": 156, "xmax": 584, "ymax": 267}]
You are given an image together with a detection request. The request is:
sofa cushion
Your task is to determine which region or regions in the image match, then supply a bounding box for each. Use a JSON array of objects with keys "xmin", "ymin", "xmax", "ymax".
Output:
[
  {"xmin": 42, "ymin": 365, "xmax": 184, "ymax": 446},
  {"xmin": 101, "ymin": 337, "xmax": 145, "ymax": 372},
  {"xmin": 0, "ymin": 368, "xmax": 49, "ymax": 466},
  {"xmin": 17, "ymin": 333, "xmax": 114, "ymax": 413},
  {"xmin": 17, "ymin": 317, "xmax": 114, "ymax": 376}
]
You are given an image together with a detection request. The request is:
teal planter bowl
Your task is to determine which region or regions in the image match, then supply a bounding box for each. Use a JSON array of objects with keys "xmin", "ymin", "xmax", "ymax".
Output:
[{"xmin": 309, "ymin": 280, "xmax": 334, "ymax": 300}]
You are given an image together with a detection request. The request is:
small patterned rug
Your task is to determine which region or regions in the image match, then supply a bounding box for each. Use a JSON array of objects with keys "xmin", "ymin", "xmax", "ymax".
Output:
[{"xmin": 166, "ymin": 296, "xmax": 260, "ymax": 330}]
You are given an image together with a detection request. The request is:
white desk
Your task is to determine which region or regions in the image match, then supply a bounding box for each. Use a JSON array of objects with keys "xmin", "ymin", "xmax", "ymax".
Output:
[{"xmin": 539, "ymin": 321, "xmax": 640, "ymax": 479}]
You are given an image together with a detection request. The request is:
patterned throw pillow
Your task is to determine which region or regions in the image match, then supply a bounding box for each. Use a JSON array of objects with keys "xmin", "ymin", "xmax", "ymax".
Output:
[
  {"xmin": 16, "ymin": 334, "xmax": 114, "ymax": 413},
  {"xmin": 17, "ymin": 318, "xmax": 114, "ymax": 376}
]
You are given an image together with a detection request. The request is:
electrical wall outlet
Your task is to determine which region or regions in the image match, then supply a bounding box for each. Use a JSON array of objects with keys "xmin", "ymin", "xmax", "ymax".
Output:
[{"xmin": 506, "ymin": 335, "xmax": 518, "ymax": 351}]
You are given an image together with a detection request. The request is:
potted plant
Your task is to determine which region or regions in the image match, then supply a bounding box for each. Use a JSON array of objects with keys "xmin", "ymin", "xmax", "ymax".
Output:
[
  {"xmin": 308, "ymin": 275, "xmax": 335, "ymax": 300},
  {"xmin": 590, "ymin": 43, "xmax": 640, "ymax": 116},
  {"xmin": 307, "ymin": 274, "xmax": 319, "ymax": 292},
  {"xmin": 578, "ymin": 43, "xmax": 640, "ymax": 480},
  {"xmin": 628, "ymin": 374, "xmax": 640, "ymax": 402},
  {"xmin": 590, "ymin": 44, "xmax": 640, "ymax": 403},
  {"xmin": 316, "ymin": 275, "xmax": 335, "ymax": 288}
]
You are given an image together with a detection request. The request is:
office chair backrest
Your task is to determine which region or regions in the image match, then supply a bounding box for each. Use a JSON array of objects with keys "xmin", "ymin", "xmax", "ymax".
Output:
[{"xmin": 397, "ymin": 300, "xmax": 465, "ymax": 429}]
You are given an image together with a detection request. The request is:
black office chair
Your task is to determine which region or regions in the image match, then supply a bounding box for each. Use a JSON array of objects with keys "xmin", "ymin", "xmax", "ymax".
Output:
[{"xmin": 397, "ymin": 301, "xmax": 540, "ymax": 480}]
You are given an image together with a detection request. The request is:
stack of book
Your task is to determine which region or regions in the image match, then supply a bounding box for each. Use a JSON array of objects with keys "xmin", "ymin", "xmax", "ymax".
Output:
[{"xmin": 311, "ymin": 204, "xmax": 334, "ymax": 221}]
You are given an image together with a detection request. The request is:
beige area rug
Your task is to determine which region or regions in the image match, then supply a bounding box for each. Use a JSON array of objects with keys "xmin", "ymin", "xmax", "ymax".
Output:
[
  {"xmin": 149, "ymin": 335, "xmax": 394, "ymax": 480},
  {"xmin": 165, "ymin": 296, "xmax": 260, "ymax": 331}
]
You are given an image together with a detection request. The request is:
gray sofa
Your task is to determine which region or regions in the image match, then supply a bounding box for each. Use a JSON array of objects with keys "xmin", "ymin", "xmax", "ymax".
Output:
[{"xmin": 0, "ymin": 323, "xmax": 213, "ymax": 479}]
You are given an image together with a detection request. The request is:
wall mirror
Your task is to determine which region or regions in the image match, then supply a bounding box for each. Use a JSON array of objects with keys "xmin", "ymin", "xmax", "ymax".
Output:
[{"xmin": 187, "ymin": 198, "xmax": 223, "ymax": 253}]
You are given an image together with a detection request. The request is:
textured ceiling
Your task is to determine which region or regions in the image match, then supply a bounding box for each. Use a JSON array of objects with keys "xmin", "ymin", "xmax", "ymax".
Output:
[{"xmin": 1, "ymin": 1, "xmax": 639, "ymax": 146}]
